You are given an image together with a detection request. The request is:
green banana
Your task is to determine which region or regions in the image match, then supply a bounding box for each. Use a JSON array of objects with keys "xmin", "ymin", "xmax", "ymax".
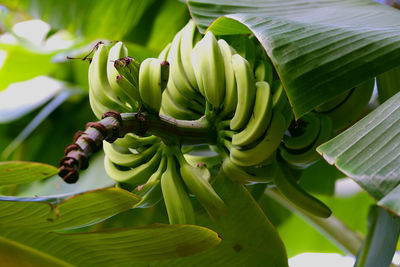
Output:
[
  {"xmin": 133, "ymin": 156, "xmax": 167, "ymax": 208},
  {"xmin": 161, "ymin": 156, "xmax": 195, "ymax": 224},
  {"xmin": 283, "ymin": 113, "xmax": 321, "ymax": 150},
  {"xmin": 218, "ymin": 39, "xmax": 238, "ymax": 118},
  {"xmin": 225, "ymin": 35, "xmax": 256, "ymax": 70},
  {"xmin": 104, "ymin": 147, "xmax": 162, "ymax": 185},
  {"xmin": 176, "ymin": 152, "xmax": 226, "ymax": 219},
  {"xmin": 88, "ymin": 43, "xmax": 130, "ymax": 118},
  {"xmin": 222, "ymin": 157, "xmax": 276, "ymax": 184},
  {"xmin": 165, "ymin": 79, "xmax": 204, "ymax": 114},
  {"xmin": 280, "ymin": 114, "xmax": 332, "ymax": 169},
  {"xmin": 232, "ymin": 81, "xmax": 273, "ymax": 146},
  {"xmin": 273, "ymin": 161, "xmax": 332, "ymax": 218},
  {"xmin": 191, "ymin": 31, "xmax": 225, "ymax": 109},
  {"xmin": 103, "ymin": 141, "xmax": 160, "ymax": 167},
  {"xmin": 107, "ymin": 42, "xmax": 139, "ymax": 107},
  {"xmin": 139, "ymin": 58, "xmax": 170, "ymax": 113},
  {"xmin": 255, "ymin": 59, "xmax": 274, "ymax": 84},
  {"xmin": 159, "ymin": 43, "xmax": 171, "ymax": 61},
  {"xmin": 88, "ymin": 88, "xmax": 112, "ymax": 119},
  {"xmin": 113, "ymin": 133, "xmax": 160, "ymax": 149},
  {"xmin": 161, "ymin": 89, "xmax": 200, "ymax": 120},
  {"xmin": 230, "ymin": 54, "xmax": 257, "ymax": 130},
  {"xmin": 113, "ymin": 56, "xmax": 140, "ymax": 90},
  {"xmin": 230, "ymin": 110, "xmax": 287, "ymax": 167},
  {"xmin": 180, "ymin": 20, "xmax": 199, "ymax": 89},
  {"xmin": 183, "ymin": 145, "xmax": 222, "ymax": 168},
  {"xmin": 167, "ymin": 30, "xmax": 201, "ymax": 100}
]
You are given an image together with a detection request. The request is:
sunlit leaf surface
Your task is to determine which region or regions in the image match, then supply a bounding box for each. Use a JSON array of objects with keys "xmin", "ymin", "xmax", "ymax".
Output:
[
  {"xmin": 0, "ymin": 161, "xmax": 58, "ymax": 185},
  {"xmin": 0, "ymin": 188, "xmax": 140, "ymax": 231},
  {"xmin": 0, "ymin": 224, "xmax": 221, "ymax": 265}
]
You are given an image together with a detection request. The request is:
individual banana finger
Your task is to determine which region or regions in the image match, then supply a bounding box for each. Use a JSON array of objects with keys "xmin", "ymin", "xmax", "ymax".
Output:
[
  {"xmin": 168, "ymin": 30, "xmax": 200, "ymax": 99},
  {"xmin": 232, "ymin": 81, "xmax": 273, "ymax": 147},
  {"xmin": 183, "ymin": 145, "xmax": 222, "ymax": 168},
  {"xmin": 225, "ymin": 35, "xmax": 256, "ymax": 70},
  {"xmin": 180, "ymin": 20, "xmax": 199, "ymax": 89},
  {"xmin": 113, "ymin": 133, "xmax": 160, "ymax": 149},
  {"xmin": 161, "ymin": 156, "xmax": 195, "ymax": 224},
  {"xmin": 280, "ymin": 114, "xmax": 332, "ymax": 169},
  {"xmin": 175, "ymin": 152, "xmax": 226, "ymax": 219},
  {"xmin": 255, "ymin": 59, "xmax": 274, "ymax": 84},
  {"xmin": 139, "ymin": 58, "xmax": 170, "ymax": 113},
  {"xmin": 132, "ymin": 156, "xmax": 167, "ymax": 208},
  {"xmin": 273, "ymin": 161, "xmax": 332, "ymax": 218},
  {"xmin": 159, "ymin": 43, "xmax": 171, "ymax": 61},
  {"xmin": 222, "ymin": 157, "xmax": 276, "ymax": 184},
  {"xmin": 283, "ymin": 113, "xmax": 321, "ymax": 151},
  {"xmin": 218, "ymin": 39, "xmax": 238, "ymax": 118},
  {"xmin": 230, "ymin": 54, "xmax": 257, "ymax": 130},
  {"xmin": 191, "ymin": 31, "xmax": 225, "ymax": 109}
]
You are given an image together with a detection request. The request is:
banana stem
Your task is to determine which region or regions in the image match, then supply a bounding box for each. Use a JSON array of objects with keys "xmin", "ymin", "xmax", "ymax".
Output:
[
  {"xmin": 265, "ymin": 188, "xmax": 363, "ymax": 256},
  {"xmin": 59, "ymin": 111, "xmax": 215, "ymax": 183},
  {"xmin": 144, "ymin": 114, "xmax": 216, "ymax": 145}
]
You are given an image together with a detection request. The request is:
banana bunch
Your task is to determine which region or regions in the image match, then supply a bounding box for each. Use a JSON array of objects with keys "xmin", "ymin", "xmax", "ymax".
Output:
[
  {"xmin": 218, "ymin": 79, "xmax": 292, "ymax": 167},
  {"xmin": 315, "ymin": 79, "xmax": 374, "ymax": 133},
  {"xmin": 279, "ymin": 113, "xmax": 333, "ymax": 169},
  {"xmin": 87, "ymin": 21, "xmax": 336, "ymax": 220},
  {"xmin": 160, "ymin": 20, "xmax": 205, "ymax": 120},
  {"xmin": 89, "ymin": 42, "xmax": 141, "ymax": 119},
  {"xmin": 103, "ymin": 134, "xmax": 225, "ymax": 223},
  {"xmin": 89, "ymin": 41, "xmax": 170, "ymax": 117},
  {"xmin": 156, "ymin": 23, "xmax": 293, "ymax": 183}
]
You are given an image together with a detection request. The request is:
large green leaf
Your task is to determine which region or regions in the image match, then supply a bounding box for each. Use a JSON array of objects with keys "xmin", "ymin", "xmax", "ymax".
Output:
[
  {"xmin": 0, "ymin": 161, "xmax": 58, "ymax": 185},
  {"xmin": 355, "ymin": 205, "xmax": 400, "ymax": 267},
  {"xmin": 143, "ymin": 172, "xmax": 288, "ymax": 267},
  {"xmin": 187, "ymin": 0, "xmax": 400, "ymax": 118},
  {"xmin": 317, "ymin": 91, "xmax": 400, "ymax": 214},
  {"xmin": 3, "ymin": 0, "xmax": 156, "ymax": 40},
  {"xmin": 0, "ymin": 235, "xmax": 72, "ymax": 267},
  {"xmin": 0, "ymin": 188, "xmax": 140, "ymax": 231},
  {"xmin": 0, "ymin": 223, "xmax": 220, "ymax": 265}
]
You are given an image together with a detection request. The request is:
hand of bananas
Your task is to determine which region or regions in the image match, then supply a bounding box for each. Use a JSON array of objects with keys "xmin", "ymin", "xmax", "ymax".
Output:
[{"xmin": 60, "ymin": 20, "xmax": 375, "ymax": 223}]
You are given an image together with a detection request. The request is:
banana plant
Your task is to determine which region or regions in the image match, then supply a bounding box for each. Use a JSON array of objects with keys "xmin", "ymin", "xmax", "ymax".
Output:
[{"xmin": 1, "ymin": 0, "xmax": 400, "ymax": 266}]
